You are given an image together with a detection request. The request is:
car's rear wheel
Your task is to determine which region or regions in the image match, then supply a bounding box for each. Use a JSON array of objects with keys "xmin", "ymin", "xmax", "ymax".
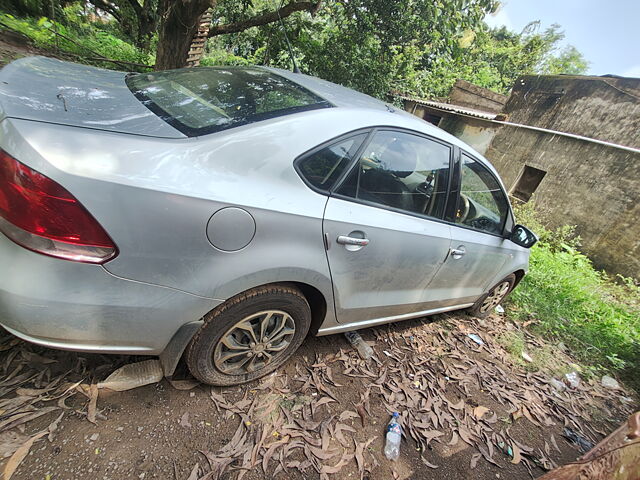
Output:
[
  {"xmin": 185, "ymin": 284, "xmax": 311, "ymax": 386},
  {"xmin": 468, "ymin": 274, "xmax": 516, "ymax": 319}
]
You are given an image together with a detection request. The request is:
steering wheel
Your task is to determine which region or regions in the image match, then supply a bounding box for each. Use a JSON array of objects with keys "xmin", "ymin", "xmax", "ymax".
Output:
[{"xmin": 458, "ymin": 194, "xmax": 470, "ymax": 223}]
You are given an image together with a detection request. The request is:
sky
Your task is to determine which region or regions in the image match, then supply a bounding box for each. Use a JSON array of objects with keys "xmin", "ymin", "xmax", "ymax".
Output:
[{"xmin": 484, "ymin": 0, "xmax": 640, "ymax": 77}]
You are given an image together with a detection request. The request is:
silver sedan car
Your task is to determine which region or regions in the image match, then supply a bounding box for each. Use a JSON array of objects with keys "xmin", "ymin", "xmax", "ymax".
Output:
[{"xmin": 0, "ymin": 57, "xmax": 536, "ymax": 385}]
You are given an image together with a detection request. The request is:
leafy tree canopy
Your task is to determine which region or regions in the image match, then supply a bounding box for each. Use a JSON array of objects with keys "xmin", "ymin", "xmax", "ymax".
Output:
[
  {"xmin": 210, "ymin": 3, "xmax": 589, "ymax": 99},
  {"xmin": 1, "ymin": 0, "xmax": 589, "ymax": 99}
]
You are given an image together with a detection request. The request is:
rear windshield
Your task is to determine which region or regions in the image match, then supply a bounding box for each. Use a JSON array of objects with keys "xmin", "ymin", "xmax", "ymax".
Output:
[{"xmin": 126, "ymin": 67, "xmax": 331, "ymax": 137}]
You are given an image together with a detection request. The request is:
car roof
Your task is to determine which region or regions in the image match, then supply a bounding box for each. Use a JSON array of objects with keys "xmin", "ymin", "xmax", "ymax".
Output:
[
  {"xmin": 2, "ymin": 57, "xmax": 500, "ymax": 181},
  {"xmin": 262, "ymin": 66, "xmax": 495, "ymax": 168},
  {"xmin": 262, "ymin": 67, "xmax": 396, "ymax": 112}
]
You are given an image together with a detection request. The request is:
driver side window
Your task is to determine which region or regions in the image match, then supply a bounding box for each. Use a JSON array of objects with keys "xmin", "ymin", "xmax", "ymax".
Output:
[
  {"xmin": 336, "ymin": 131, "xmax": 450, "ymax": 219},
  {"xmin": 456, "ymin": 154, "xmax": 509, "ymax": 235}
]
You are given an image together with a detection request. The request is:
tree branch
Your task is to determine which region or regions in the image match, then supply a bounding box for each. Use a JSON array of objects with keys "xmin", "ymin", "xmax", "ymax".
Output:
[
  {"xmin": 123, "ymin": 0, "xmax": 143, "ymax": 17},
  {"xmin": 87, "ymin": 0, "xmax": 123, "ymax": 23},
  {"xmin": 208, "ymin": 1, "xmax": 319, "ymax": 37}
]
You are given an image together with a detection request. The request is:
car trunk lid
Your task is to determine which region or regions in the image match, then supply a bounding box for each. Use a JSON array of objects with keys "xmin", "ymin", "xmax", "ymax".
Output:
[{"xmin": 0, "ymin": 56, "xmax": 185, "ymax": 138}]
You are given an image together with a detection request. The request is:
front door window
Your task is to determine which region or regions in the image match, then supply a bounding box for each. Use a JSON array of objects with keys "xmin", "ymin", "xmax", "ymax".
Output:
[
  {"xmin": 456, "ymin": 154, "xmax": 509, "ymax": 235},
  {"xmin": 336, "ymin": 131, "xmax": 451, "ymax": 220}
]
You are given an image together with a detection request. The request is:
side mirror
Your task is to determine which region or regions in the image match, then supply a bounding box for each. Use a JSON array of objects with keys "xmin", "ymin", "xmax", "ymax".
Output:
[{"xmin": 510, "ymin": 224, "xmax": 538, "ymax": 248}]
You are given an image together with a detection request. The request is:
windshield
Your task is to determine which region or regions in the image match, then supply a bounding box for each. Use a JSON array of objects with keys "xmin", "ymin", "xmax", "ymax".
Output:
[{"xmin": 126, "ymin": 67, "xmax": 331, "ymax": 136}]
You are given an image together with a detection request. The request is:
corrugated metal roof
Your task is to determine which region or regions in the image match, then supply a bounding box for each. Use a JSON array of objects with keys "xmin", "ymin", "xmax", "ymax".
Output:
[
  {"xmin": 401, "ymin": 96, "xmax": 498, "ymax": 120},
  {"xmin": 400, "ymin": 96, "xmax": 640, "ymax": 154}
]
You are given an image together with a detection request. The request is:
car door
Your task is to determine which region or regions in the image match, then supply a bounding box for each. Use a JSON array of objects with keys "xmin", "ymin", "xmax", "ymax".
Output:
[
  {"xmin": 322, "ymin": 129, "xmax": 455, "ymax": 325},
  {"xmin": 431, "ymin": 152, "xmax": 516, "ymax": 303}
]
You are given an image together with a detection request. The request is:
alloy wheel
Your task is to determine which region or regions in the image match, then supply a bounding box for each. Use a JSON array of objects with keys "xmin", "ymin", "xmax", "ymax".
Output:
[
  {"xmin": 213, "ymin": 310, "xmax": 296, "ymax": 375},
  {"xmin": 479, "ymin": 281, "xmax": 511, "ymax": 313}
]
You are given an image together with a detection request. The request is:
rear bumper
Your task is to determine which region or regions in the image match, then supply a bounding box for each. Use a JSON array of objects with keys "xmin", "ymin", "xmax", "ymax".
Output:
[{"xmin": 0, "ymin": 234, "xmax": 217, "ymax": 355}]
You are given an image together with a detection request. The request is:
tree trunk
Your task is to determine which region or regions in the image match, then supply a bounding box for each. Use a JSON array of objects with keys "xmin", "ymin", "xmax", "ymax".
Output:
[
  {"xmin": 136, "ymin": 13, "xmax": 156, "ymax": 51},
  {"xmin": 155, "ymin": 0, "xmax": 213, "ymax": 70},
  {"xmin": 153, "ymin": 0, "xmax": 320, "ymax": 71}
]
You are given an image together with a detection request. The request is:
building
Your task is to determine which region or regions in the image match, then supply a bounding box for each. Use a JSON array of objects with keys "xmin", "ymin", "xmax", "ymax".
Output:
[{"xmin": 403, "ymin": 76, "xmax": 640, "ymax": 279}]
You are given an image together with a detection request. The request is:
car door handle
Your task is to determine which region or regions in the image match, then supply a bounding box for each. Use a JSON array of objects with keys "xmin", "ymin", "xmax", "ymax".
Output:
[
  {"xmin": 450, "ymin": 246, "xmax": 465, "ymax": 259},
  {"xmin": 337, "ymin": 235, "xmax": 369, "ymax": 246}
]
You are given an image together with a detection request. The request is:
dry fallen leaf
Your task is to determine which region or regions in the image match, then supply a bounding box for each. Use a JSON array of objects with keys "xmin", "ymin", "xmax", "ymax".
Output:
[
  {"xmin": 320, "ymin": 450, "xmax": 354, "ymax": 475},
  {"xmin": 179, "ymin": 412, "xmax": 192, "ymax": 428},
  {"xmin": 87, "ymin": 383, "xmax": 98, "ymax": 424},
  {"xmin": 20, "ymin": 351, "xmax": 56, "ymax": 365},
  {"xmin": 334, "ymin": 423, "xmax": 356, "ymax": 447},
  {"xmin": 15, "ymin": 387, "xmax": 52, "ymax": 397},
  {"xmin": 168, "ymin": 378, "xmax": 200, "ymax": 391},
  {"xmin": 0, "ymin": 407, "xmax": 59, "ymax": 433},
  {"xmin": 47, "ymin": 412, "xmax": 64, "ymax": 442},
  {"xmin": 447, "ymin": 431, "xmax": 460, "ymax": 446},
  {"xmin": 356, "ymin": 404, "xmax": 367, "ymax": 427},
  {"xmin": 0, "ymin": 431, "xmax": 30, "ymax": 459},
  {"xmin": 510, "ymin": 444, "xmax": 522, "ymax": 464},
  {"xmin": 186, "ymin": 463, "xmax": 200, "ymax": 480},
  {"xmin": 339, "ymin": 410, "xmax": 359, "ymax": 422},
  {"xmin": 3, "ymin": 430, "xmax": 47, "ymax": 479},
  {"xmin": 421, "ymin": 457, "xmax": 439, "ymax": 469},
  {"xmin": 473, "ymin": 406, "xmax": 489, "ymax": 419}
]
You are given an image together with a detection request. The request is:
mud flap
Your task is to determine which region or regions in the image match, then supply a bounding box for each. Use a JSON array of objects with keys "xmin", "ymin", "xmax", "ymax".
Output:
[{"xmin": 158, "ymin": 320, "xmax": 203, "ymax": 376}]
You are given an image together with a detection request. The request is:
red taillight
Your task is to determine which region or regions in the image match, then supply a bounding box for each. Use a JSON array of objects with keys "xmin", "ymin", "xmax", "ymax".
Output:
[{"xmin": 0, "ymin": 149, "xmax": 117, "ymax": 263}]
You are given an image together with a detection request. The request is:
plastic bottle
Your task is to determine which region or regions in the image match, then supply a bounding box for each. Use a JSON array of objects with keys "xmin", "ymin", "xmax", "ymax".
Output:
[
  {"xmin": 97, "ymin": 359, "xmax": 164, "ymax": 391},
  {"xmin": 344, "ymin": 331, "xmax": 373, "ymax": 359},
  {"xmin": 384, "ymin": 412, "xmax": 402, "ymax": 461}
]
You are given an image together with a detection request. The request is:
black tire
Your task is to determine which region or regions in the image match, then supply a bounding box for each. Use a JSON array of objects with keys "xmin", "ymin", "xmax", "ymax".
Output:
[
  {"xmin": 467, "ymin": 274, "xmax": 516, "ymax": 319},
  {"xmin": 186, "ymin": 284, "xmax": 311, "ymax": 386}
]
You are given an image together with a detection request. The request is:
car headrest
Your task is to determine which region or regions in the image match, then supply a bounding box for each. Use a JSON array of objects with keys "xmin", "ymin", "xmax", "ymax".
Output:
[{"xmin": 378, "ymin": 140, "xmax": 417, "ymax": 178}]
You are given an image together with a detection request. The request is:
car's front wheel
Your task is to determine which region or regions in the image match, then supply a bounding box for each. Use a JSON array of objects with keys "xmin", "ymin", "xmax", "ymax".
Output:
[
  {"xmin": 468, "ymin": 274, "xmax": 516, "ymax": 319},
  {"xmin": 186, "ymin": 284, "xmax": 311, "ymax": 386}
]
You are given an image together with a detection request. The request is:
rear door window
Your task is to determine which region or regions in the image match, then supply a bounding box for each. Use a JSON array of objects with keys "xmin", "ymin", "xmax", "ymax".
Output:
[{"xmin": 296, "ymin": 134, "xmax": 367, "ymax": 192}]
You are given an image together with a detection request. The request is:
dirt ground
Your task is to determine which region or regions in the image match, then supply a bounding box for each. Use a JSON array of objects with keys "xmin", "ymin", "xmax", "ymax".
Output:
[{"xmin": 0, "ymin": 310, "xmax": 636, "ymax": 480}]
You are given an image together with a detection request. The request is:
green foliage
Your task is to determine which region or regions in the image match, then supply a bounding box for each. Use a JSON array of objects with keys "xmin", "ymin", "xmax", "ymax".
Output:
[
  {"xmin": 1, "ymin": 1, "xmax": 590, "ymax": 98},
  {"xmin": 543, "ymin": 45, "xmax": 589, "ymax": 75},
  {"xmin": 211, "ymin": 0, "xmax": 498, "ymax": 99},
  {"xmin": 0, "ymin": 7, "xmax": 153, "ymax": 68},
  {"xmin": 408, "ymin": 22, "xmax": 589, "ymax": 96},
  {"xmin": 0, "ymin": 0, "xmax": 73, "ymax": 17},
  {"xmin": 200, "ymin": 50, "xmax": 251, "ymax": 66},
  {"xmin": 208, "ymin": 2, "xmax": 588, "ymax": 100},
  {"xmin": 497, "ymin": 330, "xmax": 525, "ymax": 357},
  {"xmin": 508, "ymin": 203, "xmax": 640, "ymax": 384},
  {"xmin": 81, "ymin": 0, "xmax": 159, "ymax": 50}
]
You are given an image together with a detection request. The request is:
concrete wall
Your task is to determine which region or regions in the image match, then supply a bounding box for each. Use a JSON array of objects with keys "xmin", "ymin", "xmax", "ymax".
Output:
[
  {"xmin": 486, "ymin": 75, "xmax": 640, "ymax": 279},
  {"xmin": 404, "ymin": 102, "xmax": 443, "ymax": 125},
  {"xmin": 438, "ymin": 116, "xmax": 498, "ymax": 155},
  {"xmin": 503, "ymin": 75, "xmax": 640, "ymax": 147},
  {"xmin": 449, "ymin": 79, "xmax": 507, "ymax": 113},
  {"xmin": 403, "ymin": 101, "xmax": 500, "ymax": 155}
]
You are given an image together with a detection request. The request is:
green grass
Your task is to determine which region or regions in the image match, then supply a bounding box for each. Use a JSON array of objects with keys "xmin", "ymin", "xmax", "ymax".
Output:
[
  {"xmin": 496, "ymin": 330, "xmax": 577, "ymax": 377},
  {"xmin": 0, "ymin": 7, "xmax": 153, "ymax": 70},
  {"xmin": 497, "ymin": 330, "xmax": 525, "ymax": 357},
  {"xmin": 507, "ymin": 203, "xmax": 640, "ymax": 387}
]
